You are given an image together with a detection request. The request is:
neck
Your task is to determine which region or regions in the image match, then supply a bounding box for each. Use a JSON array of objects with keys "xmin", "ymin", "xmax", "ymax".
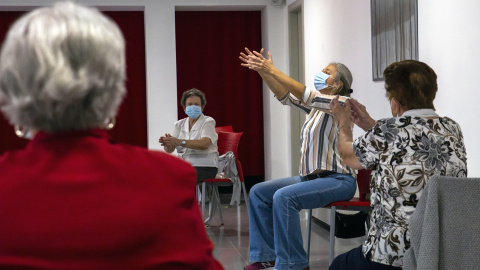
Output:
[
  {"xmin": 319, "ymin": 86, "xmax": 336, "ymax": 95},
  {"xmin": 189, "ymin": 116, "xmax": 199, "ymax": 126}
]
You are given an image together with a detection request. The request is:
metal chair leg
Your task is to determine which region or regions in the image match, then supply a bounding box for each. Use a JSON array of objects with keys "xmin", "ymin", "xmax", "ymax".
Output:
[
  {"xmin": 214, "ymin": 186, "xmax": 224, "ymax": 226},
  {"xmin": 306, "ymin": 209, "xmax": 312, "ymax": 260},
  {"xmin": 242, "ymin": 182, "xmax": 249, "ymax": 210},
  {"xmin": 329, "ymin": 207, "xmax": 336, "ymax": 265},
  {"xmin": 201, "ymin": 182, "xmax": 206, "ymax": 219}
]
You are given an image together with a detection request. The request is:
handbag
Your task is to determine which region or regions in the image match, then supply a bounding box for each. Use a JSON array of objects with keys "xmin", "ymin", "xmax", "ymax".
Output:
[{"xmin": 334, "ymin": 211, "xmax": 369, "ymax": 239}]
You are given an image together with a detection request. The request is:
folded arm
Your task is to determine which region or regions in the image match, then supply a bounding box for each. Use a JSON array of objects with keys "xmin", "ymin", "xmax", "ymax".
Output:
[{"xmin": 159, "ymin": 133, "xmax": 211, "ymax": 152}]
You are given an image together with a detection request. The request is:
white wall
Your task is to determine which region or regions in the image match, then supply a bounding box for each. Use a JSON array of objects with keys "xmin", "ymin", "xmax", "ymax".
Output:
[
  {"xmin": 298, "ymin": 0, "xmax": 480, "ymax": 224},
  {"xmin": 302, "ymin": 0, "xmax": 388, "ymax": 141},
  {"xmin": 301, "ymin": 0, "xmax": 480, "ymax": 177},
  {"xmin": 0, "ymin": 0, "xmax": 291, "ymax": 180},
  {"xmin": 2, "ymin": 0, "xmax": 478, "ymax": 179},
  {"xmin": 418, "ymin": 0, "xmax": 480, "ymax": 177}
]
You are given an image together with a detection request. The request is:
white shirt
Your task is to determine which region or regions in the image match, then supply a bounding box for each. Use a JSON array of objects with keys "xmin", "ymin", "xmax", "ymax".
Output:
[{"xmin": 172, "ymin": 114, "xmax": 218, "ymax": 167}]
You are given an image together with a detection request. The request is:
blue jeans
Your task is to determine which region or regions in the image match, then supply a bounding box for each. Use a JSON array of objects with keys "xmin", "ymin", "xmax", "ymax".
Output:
[{"xmin": 248, "ymin": 173, "xmax": 356, "ymax": 270}]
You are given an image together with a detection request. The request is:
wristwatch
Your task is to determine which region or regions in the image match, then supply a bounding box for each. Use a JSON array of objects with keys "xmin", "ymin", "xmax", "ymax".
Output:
[{"xmin": 181, "ymin": 140, "xmax": 186, "ymax": 147}]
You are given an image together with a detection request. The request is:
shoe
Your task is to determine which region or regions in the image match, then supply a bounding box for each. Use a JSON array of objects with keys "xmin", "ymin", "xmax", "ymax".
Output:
[{"xmin": 244, "ymin": 261, "xmax": 275, "ymax": 270}]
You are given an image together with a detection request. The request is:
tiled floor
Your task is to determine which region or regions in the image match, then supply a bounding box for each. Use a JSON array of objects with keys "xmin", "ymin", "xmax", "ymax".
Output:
[{"xmin": 203, "ymin": 194, "xmax": 366, "ymax": 270}]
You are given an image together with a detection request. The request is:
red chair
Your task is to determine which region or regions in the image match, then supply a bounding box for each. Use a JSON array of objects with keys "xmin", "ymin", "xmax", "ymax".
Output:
[
  {"xmin": 215, "ymin": 125, "xmax": 233, "ymax": 133},
  {"xmin": 201, "ymin": 131, "xmax": 248, "ymax": 225},
  {"xmin": 197, "ymin": 126, "xmax": 233, "ymax": 207},
  {"xmin": 305, "ymin": 169, "xmax": 372, "ymax": 265}
]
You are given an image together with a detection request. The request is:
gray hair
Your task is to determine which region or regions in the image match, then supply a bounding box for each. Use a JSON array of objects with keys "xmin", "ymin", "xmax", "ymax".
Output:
[
  {"xmin": 0, "ymin": 1, "xmax": 126, "ymax": 132},
  {"xmin": 330, "ymin": 62, "xmax": 353, "ymax": 97}
]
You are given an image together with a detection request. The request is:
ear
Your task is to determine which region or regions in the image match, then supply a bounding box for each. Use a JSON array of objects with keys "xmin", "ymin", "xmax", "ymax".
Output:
[
  {"xmin": 392, "ymin": 97, "xmax": 399, "ymax": 108},
  {"xmin": 338, "ymin": 81, "xmax": 344, "ymax": 91}
]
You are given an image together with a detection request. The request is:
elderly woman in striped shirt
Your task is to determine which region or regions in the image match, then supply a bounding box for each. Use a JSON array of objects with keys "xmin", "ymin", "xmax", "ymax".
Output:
[{"xmin": 240, "ymin": 48, "xmax": 356, "ymax": 270}]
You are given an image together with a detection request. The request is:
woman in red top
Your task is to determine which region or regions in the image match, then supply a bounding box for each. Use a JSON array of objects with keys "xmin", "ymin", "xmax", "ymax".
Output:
[{"xmin": 0, "ymin": 2, "xmax": 223, "ymax": 270}]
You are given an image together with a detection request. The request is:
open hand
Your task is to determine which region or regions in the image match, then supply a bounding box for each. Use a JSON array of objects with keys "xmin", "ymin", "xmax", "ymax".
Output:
[{"xmin": 239, "ymin": 47, "xmax": 275, "ymax": 75}]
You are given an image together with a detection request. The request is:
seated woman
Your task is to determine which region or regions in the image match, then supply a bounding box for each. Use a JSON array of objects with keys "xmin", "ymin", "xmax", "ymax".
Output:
[
  {"xmin": 240, "ymin": 48, "xmax": 356, "ymax": 270},
  {"xmin": 159, "ymin": 88, "xmax": 219, "ymax": 184},
  {"xmin": 0, "ymin": 3, "xmax": 223, "ymax": 269},
  {"xmin": 329, "ymin": 60, "xmax": 468, "ymax": 269}
]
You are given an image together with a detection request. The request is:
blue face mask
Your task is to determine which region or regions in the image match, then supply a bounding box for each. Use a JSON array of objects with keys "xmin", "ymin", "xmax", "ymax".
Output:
[
  {"xmin": 185, "ymin": 105, "xmax": 202, "ymax": 119},
  {"xmin": 313, "ymin": 71, "xmax": 331, "ymax": 90}
]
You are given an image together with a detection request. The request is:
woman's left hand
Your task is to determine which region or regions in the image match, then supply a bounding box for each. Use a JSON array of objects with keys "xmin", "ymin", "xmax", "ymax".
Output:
[{"xmin": 329, "ymin": 96, "xmax": 352, "ymax": 128}]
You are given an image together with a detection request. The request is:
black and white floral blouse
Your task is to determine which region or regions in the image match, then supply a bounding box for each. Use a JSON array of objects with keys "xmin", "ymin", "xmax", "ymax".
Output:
[{"xmin": 352, "ymin": 115, "xmax": 467, "ymax": 267}]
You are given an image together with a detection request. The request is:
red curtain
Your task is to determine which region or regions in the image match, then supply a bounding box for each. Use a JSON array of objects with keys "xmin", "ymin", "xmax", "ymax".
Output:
[
  {"xmin": 175, "ymin": 11, "xmax": 264, "ymax": 178},
  {"xmin": 104, "ymin": 11, "xmax": 147, "ymax": 148},
  {"xmin": 0, "ymin": 12, "xmax": 29, "ymax": 151},
  {"xmin": 0, "ymin": 11, "xmax": 147, "ymax": 153}
]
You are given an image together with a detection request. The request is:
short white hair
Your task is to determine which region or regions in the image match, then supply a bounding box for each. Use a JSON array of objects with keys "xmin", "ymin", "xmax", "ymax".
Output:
[{"xmin": 0, "ymin": 1, "xmax": 126, "ymax": 132}]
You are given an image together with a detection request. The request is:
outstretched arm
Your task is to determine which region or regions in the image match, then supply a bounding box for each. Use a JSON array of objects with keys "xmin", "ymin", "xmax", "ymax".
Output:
[
  {"xmin": 240, "ymin": 48, "xmax": 287, "ymax": 100},
  {"xmin": 240, "ymin": 48, "xmax": 306, "ymax": 101}
]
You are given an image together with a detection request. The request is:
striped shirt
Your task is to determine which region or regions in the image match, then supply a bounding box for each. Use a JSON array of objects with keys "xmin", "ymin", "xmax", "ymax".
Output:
[{"xmin": 279, "ymin": 87, "xmax": 354, "ymax": 176}]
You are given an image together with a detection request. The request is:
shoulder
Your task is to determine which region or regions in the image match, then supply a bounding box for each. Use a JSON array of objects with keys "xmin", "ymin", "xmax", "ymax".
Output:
[
  {"xmin": 202, "ymin": 115, "xmax": 216, "ymax": 124},
  {"xmin": 199, "ymin": 115, "xmax": 216, "ymax": 129},
  {"xmin": 174, "ymin": 117, "xmax": 188, "ymax": 127},
  {"xmin": 440, "ymin": 116, "xmax": 461, "ymax": 127}
]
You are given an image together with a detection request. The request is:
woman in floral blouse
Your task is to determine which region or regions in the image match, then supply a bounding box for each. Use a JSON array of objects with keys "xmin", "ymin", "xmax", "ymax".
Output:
[{"xmin": 329, "ymin": 60, "xmax": 467, "ymax": 269}]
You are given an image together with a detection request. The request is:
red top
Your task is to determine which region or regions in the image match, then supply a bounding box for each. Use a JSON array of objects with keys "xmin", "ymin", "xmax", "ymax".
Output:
[{"xmin": 0, "ymin": 129, "xmax": 223, "ymax": 270}]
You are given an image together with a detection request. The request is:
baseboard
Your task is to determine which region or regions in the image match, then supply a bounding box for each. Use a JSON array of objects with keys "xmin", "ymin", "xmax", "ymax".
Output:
[{"xmin": 311, "ymin": 215, "xmax": 331, "ymax": 232}]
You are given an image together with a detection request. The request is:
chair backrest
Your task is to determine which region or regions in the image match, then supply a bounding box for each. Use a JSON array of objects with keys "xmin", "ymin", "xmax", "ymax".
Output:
[
  {"xmin": 217, "ymin": 131, "xmax": 244, "ymax": 183},
  {"xmin": 215, "ymin": 126, "xmax": 233, "ymax": 133},
  {"xmin": 356, "ymin": 169, "xmax": 372, "ymax": 201}
]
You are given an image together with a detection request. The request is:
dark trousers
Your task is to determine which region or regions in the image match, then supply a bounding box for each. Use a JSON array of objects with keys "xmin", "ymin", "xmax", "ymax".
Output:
[
  {"xmin": 329, "ymin": 245, "xmax": 402, "ymax": 270},
  {"xmin": 195, "ymin": 166, "xmax": 218, "ymax": 184}
]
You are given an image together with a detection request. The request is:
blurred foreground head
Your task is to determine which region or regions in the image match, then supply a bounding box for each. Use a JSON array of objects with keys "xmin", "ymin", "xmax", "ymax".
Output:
[{"xmin": 0, "ymin": 1, "xmax": 126, "ymax": 133}]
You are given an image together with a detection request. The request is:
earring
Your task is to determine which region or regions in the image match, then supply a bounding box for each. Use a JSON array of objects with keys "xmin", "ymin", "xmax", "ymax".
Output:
[
  {"xmin": 105, "ymin": 117, "xmax": 116, "ymax": 130},
  {"xmin": 14, "ymin": 124, "xmax": 28, "ymax": 138}
]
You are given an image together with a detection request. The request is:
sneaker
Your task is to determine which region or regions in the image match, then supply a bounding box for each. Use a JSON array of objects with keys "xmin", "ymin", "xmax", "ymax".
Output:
[{"xmin": 244, "ymin": 261, "xmax": 275, "ymax": 270}]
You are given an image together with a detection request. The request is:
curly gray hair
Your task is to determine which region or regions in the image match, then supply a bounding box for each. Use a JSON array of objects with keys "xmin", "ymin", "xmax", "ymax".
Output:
[{"xmin": 0, "ymin": 1, "xmax": 126, "ymax": 132}]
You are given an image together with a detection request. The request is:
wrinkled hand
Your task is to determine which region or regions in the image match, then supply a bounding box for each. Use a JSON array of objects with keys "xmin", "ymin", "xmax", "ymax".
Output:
[
  {"xmin": 159, "ymin": 133, "xmax": 179, "ymax": 147},
  {"xmin": 329, "ymin": 96, "xmax": 352, "ymax": 128},
  {"xmin": 239, "ymin": 47, "xmax": 275, "ymax": 75},
  {"xmin": 346, "ymin": 99, "xmax": 375, "ymax": 131}
]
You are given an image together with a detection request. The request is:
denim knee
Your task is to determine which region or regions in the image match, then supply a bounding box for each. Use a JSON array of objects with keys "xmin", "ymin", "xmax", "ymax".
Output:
[{"xmin": 272, "ymin": 187, "xmax": 300, "ymax": 210}]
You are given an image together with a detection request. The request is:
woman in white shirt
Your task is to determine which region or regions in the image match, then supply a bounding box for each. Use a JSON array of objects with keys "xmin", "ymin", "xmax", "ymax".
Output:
[{"xmin": 159, "ymin": 88, "xmax": 219, "ymax": 183}]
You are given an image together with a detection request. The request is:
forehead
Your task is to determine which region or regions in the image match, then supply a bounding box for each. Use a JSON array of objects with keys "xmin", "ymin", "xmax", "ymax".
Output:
[
  {"xmin": 186, "ymin": 95, "xmax": 202, "ymax": 103},
  {"xmin": 323, "ymin": 64, "xmax": 337, "ymax": 73}
]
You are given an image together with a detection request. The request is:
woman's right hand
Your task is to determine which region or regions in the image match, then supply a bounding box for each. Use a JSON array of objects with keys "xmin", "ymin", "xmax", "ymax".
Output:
[
  {"xmin": 347, "ymin": 99, "xmax": 376, "ymax": 131},
  {"xmin": 239, "ymin": 47, "xmax": 275, "ymax": 75}
]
